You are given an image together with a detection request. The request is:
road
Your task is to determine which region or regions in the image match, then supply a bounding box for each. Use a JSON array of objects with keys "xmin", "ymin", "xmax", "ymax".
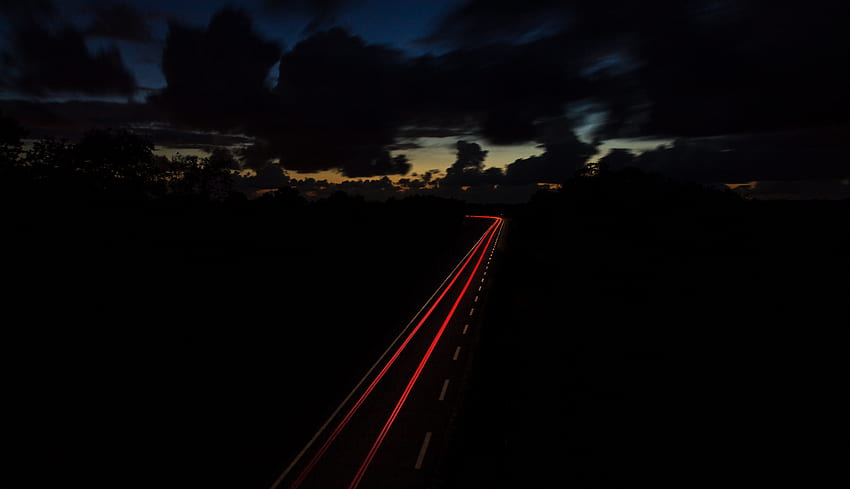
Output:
[{"xmin": 269, "ymin": 215, "xmax": 504, "ymax": 489}]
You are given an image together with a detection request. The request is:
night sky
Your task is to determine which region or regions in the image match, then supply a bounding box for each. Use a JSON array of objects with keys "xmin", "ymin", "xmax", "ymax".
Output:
[{"xmin": 1, "ymin": 0, "xmax": 848, "ymax": 200}]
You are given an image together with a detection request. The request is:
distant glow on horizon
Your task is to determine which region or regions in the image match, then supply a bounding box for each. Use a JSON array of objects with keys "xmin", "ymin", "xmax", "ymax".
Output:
[
  {"xmin": 537, "ymin": 182, "xmax": 562, "ymax": 190},
  {"xmin": 153, "ymin": 135, "xmax": 674, "ymax": 185}
]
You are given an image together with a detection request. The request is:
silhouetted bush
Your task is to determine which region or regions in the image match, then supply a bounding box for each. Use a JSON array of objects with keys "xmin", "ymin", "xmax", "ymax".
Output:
[{"xmin": 0, "ymin": 115, "xmax": 247, "ymax": 206}]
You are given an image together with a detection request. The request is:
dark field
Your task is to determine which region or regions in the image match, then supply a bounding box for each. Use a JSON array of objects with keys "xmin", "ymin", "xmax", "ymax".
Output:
[
  {"xmin": 444, "ymin": 197, "xmax": 848, "ymax": 487},
  {"xmin": 2, "ymin": 195, "xmax": 488, "ymax": 489},
  {"xmin": 2, "ymin": 193, "xmax": 847, "ymax": 489}
]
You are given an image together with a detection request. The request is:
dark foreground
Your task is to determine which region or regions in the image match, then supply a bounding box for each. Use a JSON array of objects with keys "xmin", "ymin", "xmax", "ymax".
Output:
[
  {"xmin": 1, "ymin": 193, "xmax": 847, "ymax": 489},
  {"xmin": 1, "ymin": 195, "xmax": 483, "ymax": 489},
  {"xmin": 443, "ymin": 197, "xmax": 848, "ymax": 487}
]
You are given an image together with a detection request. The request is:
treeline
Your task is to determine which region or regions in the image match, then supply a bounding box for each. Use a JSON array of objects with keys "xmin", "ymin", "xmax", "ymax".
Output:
[
  {"xmin": 1, "ymin": 113, "xmax": 241, "ymax": 204},
  {"xmin": 441, "ymin": 161, "xmax": 847, "ymax": 489}
]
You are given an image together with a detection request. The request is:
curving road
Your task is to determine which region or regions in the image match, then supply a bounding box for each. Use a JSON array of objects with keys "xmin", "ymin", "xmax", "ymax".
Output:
[{"xmin": 269, "ymin": 215, "xmax": 504, "ymax": 489}]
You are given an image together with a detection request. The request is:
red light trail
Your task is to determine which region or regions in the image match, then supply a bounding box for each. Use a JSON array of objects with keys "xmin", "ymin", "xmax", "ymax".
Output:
[
  {"xmin": 346, "ymin": 216, "xmax": 502, "ymax": 489},
  {"xmin": 285, "ymin": 216, "xmax": 502, "ymax": 489}
]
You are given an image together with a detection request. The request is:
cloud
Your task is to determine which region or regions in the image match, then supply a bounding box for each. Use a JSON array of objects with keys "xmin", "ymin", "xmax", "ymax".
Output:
[
  {"xmin": 397, "ymin": 125, "xmax": 477, "ymax": 140},
  {"xmin": 128, "ymin": 124, "xmax": 254, "ymax": 152},
  {"xmin": 452, "ymin": 140, "xmax": 488, "ymax": 171},
  {"xmin": 0, "ymin": 99, "xmax": 156, "ymax": 136},
  {"xmin": 420, "ymin": 169, "xmax": 441, "ymax": 182},
  {"xmin": 427, "ymin": 0, "xmax": 850, "ymax": 140},
  {"xmin": 266, "ymin": 27, "xmax": 410, "ymax": 176},
  {"xmin": 334, "ymin": 176, "xmax": 399, "ymax": 197},
  {"xmin": 504, "ymin": 119, "xmax": 599, "ymax": 184},
  {"xmin": 396, "ymin": 177, "xmax": 429, "ymax": 190},
  {"xmin": 151, "ymin": 8, "xmax": 282, "ymax": 133},
  {"xmin": 386, "ymin": 141, "xmax": 423, "ymax": 151},
  {"xmin": 607, "ymin": 127, "xmax": 850, "ymax": 184},
  {"xmin": 84, "ymin": 1, "xmax": 154, "ymax": 42},
  {"xmin": 441, "ymin": 140, "xmax": 502, "ymax": 187},
  {"xmin": 339, "ymin": 150, "xmax": 411, "ymax": 178},
  {"xmin": 148, "ymin": 13, "xmax": 595, "ymax": 178},
  {"xmin": 0, "ymin": 0, "xmax": 55, "ymax": 21},
  {"xmin": 5, "ymin": 0, "xmax": 848, "ymax": 193},
  {"xmin": 0, "ymin": 20, "xmax": 136, "ymax": 97},
  {"xmin": 633, "ymin": 1, "xmax": 850, "ymax": 138},
  {"xmin": 597, "ymin": 148, "xmax": 636, "ymax": 170},
  {"xmin": 262, "ymin": 0, "xmax": 362, "ymax": 31},
  {"xmin": 425, "ymin": 0, "xmax": 571, "ymax": 47},
  {"xmin": 409, "ymin": 41, "xmax": 593, "ymax": 145},
  {"xmin": 53, "ymin": 3, "xmax": 839, "ymax": 187},
  {"xmin": 242, "ymin": 163, "xmax": 291, "ymax": 190}
]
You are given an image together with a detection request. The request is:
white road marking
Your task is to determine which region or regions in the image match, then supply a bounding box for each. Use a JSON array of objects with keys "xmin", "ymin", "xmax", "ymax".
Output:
[
  {"xmin": 414, "ymin": 432, "xmax": 432, "ymax": 469},
  {"xmin": 474, "ymin": 295, "xmax": 479, "ymax": 302},
  {"xmin": 462, "ymin": 324, "xmax": 468, "ymax": 335},
  {"xmin": 478, "ymin": 285, "xmax": 482, "ymax": 291},
  {"xmin": 268, "ymin": 223, "xmax": 491, "ymax": 489},
  {"xmin": 438, "ymin": 379, "xmax": 450, "ymax": 400},
  {"xmin": 469, "ymin": 308, "xmax": 475, "ymax": 316},
  {"xmin": 453, "ymin": 346, "xmax": 461, "ymax": 361}
]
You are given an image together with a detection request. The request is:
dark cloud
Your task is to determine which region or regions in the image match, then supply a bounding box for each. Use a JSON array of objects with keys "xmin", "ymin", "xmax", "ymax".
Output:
[
  {"xmin": 126, "ymin": 124, "xmax": 254, "ymax": 152},
  {"xmin": 385, "ymin": 141, "xmax": 423, "ymax": 151},
  {"xmin": 442, "ymin": 140, "xmax": 502, "ymax": 187},
  {"xmin": 238, "ymin": 139, "xmax": 276, "ymax": 170},
  {"xmin": 504, "ymin": 119, "xmax": 599, "ymax": 184},
  {"xmin": 241, "ymin": 163, "xmax": 291, "ymax": 190},
  {"xmin": 84, "ymin": 2, "xmax": 154, "ymax": 42},
  {"xmin": 4, "ymin": 0, "xmax": 848, "ymax": 193},
  {"xmin": 635, "ymin": 1, "xmax": 850, "ymax": 138},
  {"xmin": 0, "ymin": 99, "xmax": 160, "ymax": 139},
  {"xmin": 429, "ymin": 0, "xmax": 850, "ymax": 140},
  {"xmin": 151, "ymin": 8, "xmax": 281, "ymax": 133},
  {"xmin": 420, "ymin": 169, "xmax": 440, "ymax": 182},
  {"xmin": 607, "ymin": 127, "xmax": 850, "ymax": 184},
  {"xmin": 0, "ymin": 100, "xmax": 258, "ymax": 156},
  {"xmin": 397, "ymin": 125, "xmax": 477, "ymax": 140},
  {"xmin": 0, "ymin": 0, "xmax": 55, "ymax": 21},
  {"xmin": 340, "ymin": 150, "xmax": 411, "ymax": 178},
  {"xmin": 1, "ymin": 21, "xmax": 136, "ymax": 97},
  {"xmin": 425, "ymin": 0, "xmax": 571, "ymax": 47},
  {"xmin": 262, "ymin": 0, "xmax": 362, "ymax": 31},
  {"xmin": 149, "ymin": 14, "xmax": 593, "ymax": 178},
  {"xmin": 437, "ymin": 131, "xmax": 599, "ymax": 189},
  {"xmin": 452, "ymin": 140, "xmax": 487, "ymax": 171},
  {"xmin": 28, "ymin": 2, "xmax": 834, "ymax": 187},
  {"xmin": 409, "ymin": 40, "xmax": 592, "ymax": 145},
  {"xmin": 397, "ymin": 177, "xmax": 429, "ymax": 190},
  {"xmin": 0, "ymin": 1, "xmax": 137, "ymax": 97},
  {"xmin": 597, "ymin": 148, "xmax": 636, "ymax": 170},
  {"xmin": 266, "ymin": 27, "xmax": 414, "ymax": 177},
  {"xmin": 334, "ymin": 176, "xmax": 398, "ymax": 198}
]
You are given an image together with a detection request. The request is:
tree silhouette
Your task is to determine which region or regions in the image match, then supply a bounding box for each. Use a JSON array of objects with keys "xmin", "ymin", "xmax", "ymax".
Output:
[
  {"xmin": 21, "ymin": 138, "xmax": 76, "ymax": 199},
  {"xmin": 169, "ymin": 149, "xmax": 239, "ymax": 202},
  {"xmin": 561, "ymin": 165, "xmax": 741, "ymax": 205},
  {"xmin": 73, "ymin": 129, "xmax": 161, "ymax": 200}
]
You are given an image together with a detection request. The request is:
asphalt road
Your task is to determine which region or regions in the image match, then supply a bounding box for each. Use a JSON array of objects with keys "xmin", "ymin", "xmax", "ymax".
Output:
[{"xmin": 270, "ymin": 215, "xmax": 504, "ymax": 489}]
